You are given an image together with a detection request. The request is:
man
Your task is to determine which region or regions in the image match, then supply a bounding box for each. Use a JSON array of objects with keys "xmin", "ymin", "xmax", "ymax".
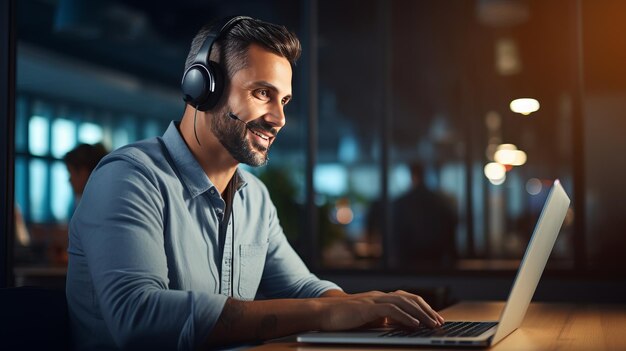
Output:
[
  {"xmin": 390, "ymin": 162, "xmax": 458, "ymax": 267},
  {"xmin": 66, "ymin": 16, "xmax": 444, "ymax": 350},
  {"xmin": 63, "ymin": 143, "xmax": 108, "ymax": 202}
]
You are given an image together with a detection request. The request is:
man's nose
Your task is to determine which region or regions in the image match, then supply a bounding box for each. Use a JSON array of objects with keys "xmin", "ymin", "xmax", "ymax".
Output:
[{"xmin": 264, "ymin": 101, "xmax": 286, "ymax": 128}]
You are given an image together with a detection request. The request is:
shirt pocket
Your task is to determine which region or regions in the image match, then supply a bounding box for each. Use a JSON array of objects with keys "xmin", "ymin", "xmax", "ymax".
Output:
[{"xmin": 237, "ymin": 243, "xmax": 269, "ymax": 300}]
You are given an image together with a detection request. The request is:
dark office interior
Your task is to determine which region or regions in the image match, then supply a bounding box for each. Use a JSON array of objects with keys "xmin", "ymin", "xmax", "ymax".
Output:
[{"xmin": 2, "ymin": 0, "xmax": 626, "ymax": 349}]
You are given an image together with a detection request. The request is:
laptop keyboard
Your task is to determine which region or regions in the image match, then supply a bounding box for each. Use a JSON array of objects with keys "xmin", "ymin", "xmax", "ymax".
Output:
[{"xmin": 379, "ymin": 321, "xmax": 498, "ymax": 338}]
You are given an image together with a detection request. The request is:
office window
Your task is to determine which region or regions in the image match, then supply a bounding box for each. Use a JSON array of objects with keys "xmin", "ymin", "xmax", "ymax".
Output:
[
  {"xmin": 28, "ymin": 158, "xmax": 48, "ymax": 223},
  {"xmin": 78, "ymin": 122, "xmax": 103, "ymax": 145},
  {"xmin": 28, "ymin": 116, "xmax": 49, "ymax": 157},
  {"xmin": 15, "ymin": 97, "xmax": 28, "ymax": 153},
  {"xmin": 14, "ymin": 94, "xmax": 169, "ymax": 266},
  {"xmin": 50, "ymin": 161, "xmax": 72, "ymax": 221},
  {"xmin": 16, "ymin": 95, "xmax": 168, "ymax": 224},
  {"xmin": 51, "ymin": 118, "xmax": 75, "ymax": 159},
  {"xmin": 314, "ymin": 0, "xmax": 580, "ymax": 272},
  {"xmin": 314, "ymin": 165, "xmax": 348, "ymax": 197},
  {"xmin": 143, "ymin": 120, "xmax": 161, "ymax": 140},
  {"xmin": 14, "ymin": 157, "xmax": 28, "ymax": 219},
  {"xmin": 112, "ymin": 117, "xmax": 138, "ymax": 150}
]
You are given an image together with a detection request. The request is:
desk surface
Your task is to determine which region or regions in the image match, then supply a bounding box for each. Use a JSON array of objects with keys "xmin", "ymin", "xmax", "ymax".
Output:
[{"xmin": 250, "ymin": 301, "xmax": 626, "ymax": 351}]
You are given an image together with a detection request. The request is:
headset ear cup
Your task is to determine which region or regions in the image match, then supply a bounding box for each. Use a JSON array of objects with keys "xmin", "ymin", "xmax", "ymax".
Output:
[
  {"xmin": 199, "ymin": 61, "xmax": 225, "ymax": 111},
  {"xmin": 181, "ymin": 62, "xmax": 225, "ymax": 111},
  {"xmin": 181, "ymin": 64, "xmax": 210, "ymax": 108},
  {"xmin": 183, "ymin": 16, "xmax": 251, "ymax": 110}
]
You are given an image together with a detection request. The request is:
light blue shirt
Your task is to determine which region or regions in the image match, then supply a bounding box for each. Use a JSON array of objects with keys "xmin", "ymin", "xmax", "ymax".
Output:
[{"xmin": 66, "ymin": 121, "xmax": 340, "ymax": 350}]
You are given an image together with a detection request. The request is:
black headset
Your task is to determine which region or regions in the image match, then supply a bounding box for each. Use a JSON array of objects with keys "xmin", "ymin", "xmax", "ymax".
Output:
[{"xmin": 181, "ymin": 16, "xmax": 252, "ymax": 111}]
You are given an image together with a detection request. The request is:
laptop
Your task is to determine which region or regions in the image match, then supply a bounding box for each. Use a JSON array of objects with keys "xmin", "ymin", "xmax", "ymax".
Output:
[{"xmin": 298, "ymin": 179, "xmax": 570, "ymax": 348}]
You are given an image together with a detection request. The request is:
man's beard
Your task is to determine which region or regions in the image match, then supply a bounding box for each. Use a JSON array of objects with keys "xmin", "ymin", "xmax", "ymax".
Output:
[{"xmin": 211, "ymin": 106, "xmax": 276, "ymax": 167}]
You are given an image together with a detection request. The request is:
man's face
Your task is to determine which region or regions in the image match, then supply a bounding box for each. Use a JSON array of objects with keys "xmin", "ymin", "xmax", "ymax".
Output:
[{"xmin": 212, "ymin": 44, "xmax": 293, "ymax": 167}]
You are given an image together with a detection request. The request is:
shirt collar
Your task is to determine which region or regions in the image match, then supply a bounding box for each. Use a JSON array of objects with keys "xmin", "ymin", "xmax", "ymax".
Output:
[
  {"xmin": 161, "ymin": 121, "xmax": 248, "ymax": 198},
  {"xmin": 234, "ymin": 167, "xmax": 250, "ymax": 197}
]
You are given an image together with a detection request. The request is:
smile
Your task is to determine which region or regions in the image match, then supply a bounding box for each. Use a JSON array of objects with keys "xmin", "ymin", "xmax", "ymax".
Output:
[{"xmin": 248, "ymin": 128, "xmax": 271, "ymax": 141}]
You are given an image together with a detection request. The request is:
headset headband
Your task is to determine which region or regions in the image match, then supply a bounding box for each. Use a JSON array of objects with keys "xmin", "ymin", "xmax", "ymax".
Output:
[
  {"xmin": 194, "ymin": 16, "xmax": 253, "ymax": 66},
  {"xmin": 181, "ymin": 15, "xmax": 254, "ymax": 112}
]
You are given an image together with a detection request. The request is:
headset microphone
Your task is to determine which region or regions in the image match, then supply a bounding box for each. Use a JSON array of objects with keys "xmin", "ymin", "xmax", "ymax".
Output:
[{"xmin": 228, "ymin": 112, "xmax": 249, "ymax": 127}]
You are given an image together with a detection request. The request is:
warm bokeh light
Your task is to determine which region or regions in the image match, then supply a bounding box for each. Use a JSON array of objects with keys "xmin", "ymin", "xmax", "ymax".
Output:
[
  {"xmin": 488, "ymin": 175, "xmax": 506, "ymax": 185},
  {"xmin": 484, "ymin": 162, "xmax": 506, "ymax": 182},
  {"xmin": 526, "ymin": 178, "xmax": 542, "ymax": 195},
  {"xmin": 510, "ymin": 98, "xmax": 540, "ymax": 115},
  {"xmin": 495, "ymin": 149, "xmax": 527, "ymax": 166},
  {"xmin": 484, "ymin": 143, "xmax": 527, "ymax": 185},
  {"xmin": 494, "ymin": 144, "xmax": 527, "ymax": 166},
  {"xmin": 497, "ymin": 143, "xmax": 517, "ymax": 151},
  {"xmin": 512, "ymin": 150, "xmax": 527, "ymax": 165},
  {"xmin": 335, "ymin": 206, "xmax": 354, "ymax": 225}
]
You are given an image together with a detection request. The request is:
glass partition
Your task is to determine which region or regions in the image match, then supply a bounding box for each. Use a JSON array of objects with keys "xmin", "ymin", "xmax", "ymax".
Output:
[
  {"xmin": 10, "ymin": 0, "xmax": 626, "ymax": 286},
  {"xmin": 315, "ymin": 0, "xmax": 580, "ymax": 272}
]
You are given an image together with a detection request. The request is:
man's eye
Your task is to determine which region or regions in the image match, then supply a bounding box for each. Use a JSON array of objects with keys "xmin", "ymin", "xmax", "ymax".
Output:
[
  {"xmin": 281, "ymin": 98, "xmax": 290, "ymax": 106},
  {"xmin": 255, "ymin": 89, "xmax": 270, "ymax": 100}
]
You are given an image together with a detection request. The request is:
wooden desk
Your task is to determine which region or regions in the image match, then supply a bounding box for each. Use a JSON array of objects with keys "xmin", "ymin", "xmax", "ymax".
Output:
[{"xmin": 250, "ymin": 301, "xmax": 626, "ymax": 350}]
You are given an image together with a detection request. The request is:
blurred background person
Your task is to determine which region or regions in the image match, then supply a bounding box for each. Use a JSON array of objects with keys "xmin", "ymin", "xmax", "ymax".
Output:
[
  {"xmin": 63, "ymin": 143, "xmax": 108, "ymax": 206},
  {"xmin": 389, "ymin": 162, "xmax": 458, "ymax": 267}
]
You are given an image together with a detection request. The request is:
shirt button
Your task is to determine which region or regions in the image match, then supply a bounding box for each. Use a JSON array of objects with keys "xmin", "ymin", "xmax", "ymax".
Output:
[{"xmin": 209, "ymin": 189, "xmax": 215, "ymax": 195}]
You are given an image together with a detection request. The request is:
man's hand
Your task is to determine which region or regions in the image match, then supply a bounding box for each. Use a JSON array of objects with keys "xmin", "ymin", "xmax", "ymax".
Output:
[
  {"xmin": 205, "ymin": 290, "xmax": 444, "ymax": 347},
  {"xmin": 314, "ymin": 290, "xmax": 444, "ymax": 331}
]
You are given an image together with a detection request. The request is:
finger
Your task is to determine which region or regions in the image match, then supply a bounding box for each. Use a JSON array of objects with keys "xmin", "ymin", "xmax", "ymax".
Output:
[
  {"xmin": 393, "ymin": 295, "xmax": 440, "ymax": 327},
  {"xmin": 394, "ymin": 290, "xmax": 445, "ymax": 325},
  {"xmin": 375, "ymin": 303, "xmax": 421, "ymax": 328},
  {"xmin": 376, "ymin": 295, "xmax": 439, "ymax": 327}
]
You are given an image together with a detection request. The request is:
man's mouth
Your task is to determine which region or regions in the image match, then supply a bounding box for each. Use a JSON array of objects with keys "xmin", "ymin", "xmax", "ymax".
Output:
[
  {"xmin": 247, "ymin": 127, "xmax": 275, "ymax": 150},
  {"xmin": 249, "ymin": 128, "xmax": 271, "ymax": 141}
]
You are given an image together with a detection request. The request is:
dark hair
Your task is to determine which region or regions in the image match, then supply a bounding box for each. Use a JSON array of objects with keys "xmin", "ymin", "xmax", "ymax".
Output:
[
  {"xmin": 63, "ymin": 143, "xmax": 108, "ymax": 172},
  {"xmin": 184, "ymin": 17, "xmax": 302, "ymax": 80}
]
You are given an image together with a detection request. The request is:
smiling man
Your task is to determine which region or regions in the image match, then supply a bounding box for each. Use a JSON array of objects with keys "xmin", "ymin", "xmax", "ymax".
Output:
[{"xmin": 65, "ymin": 16, "xmax": 443, "ymax": 350}]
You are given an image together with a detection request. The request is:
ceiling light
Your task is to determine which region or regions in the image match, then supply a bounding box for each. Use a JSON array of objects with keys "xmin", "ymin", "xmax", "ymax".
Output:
[{"xmin": 510, "ymin": 98, "xmax": 540, "ymax": 115}]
